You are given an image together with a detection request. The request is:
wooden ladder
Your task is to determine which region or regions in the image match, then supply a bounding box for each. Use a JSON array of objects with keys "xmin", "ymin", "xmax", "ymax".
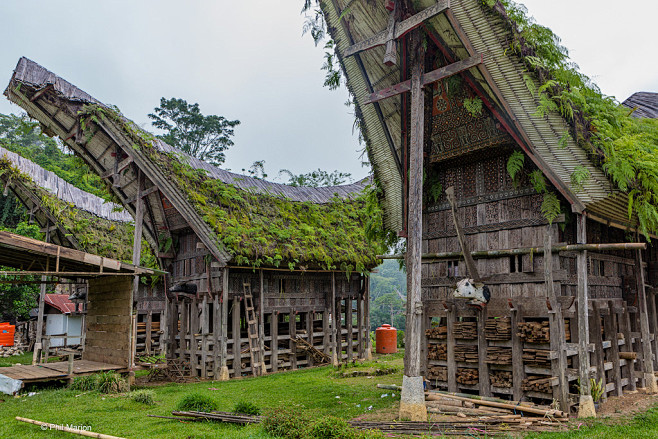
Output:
[{"xmin": 243, "ymin": 283, "xmax": 263, "ymax": 377}]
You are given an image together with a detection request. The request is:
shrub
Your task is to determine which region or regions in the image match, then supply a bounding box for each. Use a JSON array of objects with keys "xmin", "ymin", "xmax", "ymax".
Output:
[
  {"xmin": 262, "ymin": 407, "xmax": 311, "ymax": 439},
  {"xmin": 233, "ymin": 400, "xmax": 260, "ymax": 415},
  {"xmin": 176, "ymin": 393, "xmax": 218, "ymax": 412},
  {"xmin": 396, "ymin": 330, "xmax": 405, "ymax": 348},
  {"xmin": 69, "ymin": 375, "xmax": 98, "ymax": 391},
  {"xmin": 96, "ymin": 371, "xmax": 128, "ymax": 394},
  {"xmin": 307, "ymin": 416, "xmax": 354, "ymax": 439},
  {"xmin": 130, "ymin": 389, "xmax": 155, "ymax": 405}
]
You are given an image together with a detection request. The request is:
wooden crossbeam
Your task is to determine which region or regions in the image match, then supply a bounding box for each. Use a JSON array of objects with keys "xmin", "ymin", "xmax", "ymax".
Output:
[
  {"xmin": 101, "ymin": 156, "xmax": 133, "ymax": 179},
  {"xmin": 364, "ymin": 54, "xmax": 482, "ymax": 104},
  {"xmin": 126, "ymin": 185, "xmax": 159, "ymax": 204},
  {"xmin": 344, "ymin": 0, "xmax": 449, "ymax": 58}
]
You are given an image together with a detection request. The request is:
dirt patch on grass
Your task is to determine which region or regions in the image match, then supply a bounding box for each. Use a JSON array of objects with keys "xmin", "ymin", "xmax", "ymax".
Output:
[{"xmin": 596, "ymin": 390, "xmax": 658, "ymax": 418}]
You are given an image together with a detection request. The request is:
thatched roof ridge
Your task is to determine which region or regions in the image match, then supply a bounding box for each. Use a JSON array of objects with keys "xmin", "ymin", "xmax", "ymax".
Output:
[
  {"xmin": 623, "ymin": 92, "xmax": 658, "ymax": 119},
  {"xmin": 0, "ymin": 145, "xmax": 131, "ymax": 222},
  {"xmin": 7, "ymin": 57, "xmax": 368, "ymax": 204}
]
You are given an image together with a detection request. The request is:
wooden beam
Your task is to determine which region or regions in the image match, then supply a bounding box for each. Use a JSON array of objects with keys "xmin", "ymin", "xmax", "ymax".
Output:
[
  {"xmin": 126, "ymin": 185, "xmax": 159, "ymax": 204},
  {"xmin": 576, "ymin": 213, "xmax": 591, "ymax": 397},
  {"xmin": 344, "ymin": 0, "xmax": 450, "ymax": 57},
  {"xmin": 635, "ymin": 246, "xmax": 656, "ymax": 379},
  {"xmin": 365, "ymin": 54, "xmax": 482, "ymax": 104}
]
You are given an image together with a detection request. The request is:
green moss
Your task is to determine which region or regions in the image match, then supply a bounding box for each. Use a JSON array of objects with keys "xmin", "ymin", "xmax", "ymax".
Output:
[
  {"xmin": 78, "ymin": 105, "xmax": 385, "ymax": 271},
  {"xmin": 484, "ymin": 0, "xmax": 658, "ymax": 237}
]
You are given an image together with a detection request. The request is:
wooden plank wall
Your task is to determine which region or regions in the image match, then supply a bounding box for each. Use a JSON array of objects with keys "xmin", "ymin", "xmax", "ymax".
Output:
[{"xmin": 84, "ymin": 277, "xmax": 133, "ymax": 367}]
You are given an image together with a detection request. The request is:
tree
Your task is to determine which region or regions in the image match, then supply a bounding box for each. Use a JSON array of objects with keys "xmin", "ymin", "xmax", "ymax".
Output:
[
  {"xmin": 279, "ymin": 168, "xmax": 352, "ymax": 187},
  {"xmin": 148, "ymin": 98, "xmax": 240, "ymax": 166}
]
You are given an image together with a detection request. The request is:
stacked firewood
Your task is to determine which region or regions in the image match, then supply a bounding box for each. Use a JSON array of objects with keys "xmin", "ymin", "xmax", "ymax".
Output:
[
  {"xmin": 425, "ymin": 326, "xmax": 447, "ymax": 339},
  {"xmin": 427, "ymin": 343, "xmax": 447, "ymax": 361},
  {"xmin": 453, "ymin": 321, "xmax": 477, "ymax": 339},
  {"xmin": 521, "ymin": 375, "xmax": 554, "ymax": 393},
  {"xmin": 485, "ymin": 317, "xmax": 511, "ymax": 340},
  {"xmin": 486, "ymin": 347, "xmax": 512, "ymax": 365},
  {"xmin": 454, "ymin": 345, "xmax": 478, "ymax": 363},
  {"xmin": 517, "ymin": 321, "xmax": 551, "ymax": 343},
  {"xmin": 456, "ymin": 368, "xmax": 478, "ymax": 385},
  {"xmin": 522, "ymin": 349, "xmax": 552, "ymax": 368},
  {"xmin": 490, "ymin": 370, "xmax": 512, "ymax": 388},
  {"xmin": 427, "ymin": 365, "xmax": 448, "ymax": 381}
]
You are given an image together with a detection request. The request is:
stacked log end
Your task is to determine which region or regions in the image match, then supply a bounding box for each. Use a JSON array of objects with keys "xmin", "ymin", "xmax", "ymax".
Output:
[
  {"xmin": 521, "ymin": 375, "xmax": 555, "ymax": 393},
  {"xmin": 456, "ymin": 368, "xmax": 478, "ymax": 385},
  {"xmin": 425, "ymin": 326, "xmax": 447, "ymax": 339},
  {"xmin": 522, "ymin": 348, "xmax": 551, "ymax": 368},
  {"xmin": 486, "ymin": 346, "xmax": 512, "ymax": 365},
  {"xmin": 454, "ymin": 345, "xmax": 478, "ymax": 363},
  {"xmin": 427, "ymin": 343, "xmax": 447, "ymax": 361},
  {"xmin": 453, "ymin": 321, "xmax": 477, "ymax": 339},
  {"xmin": 428, "ymin": 365, "xmax": 447, "ymax": 381},
  {"xmin": 485, "ymin": 317, "xmax": 511, "ymax": 340},
  {"xmin": 490, "ymin": 370, "xmax": 512, "ymax": 388},
  {"xmin": 517, "ymin": 320, "xmax": 571, "ymax": 343}
]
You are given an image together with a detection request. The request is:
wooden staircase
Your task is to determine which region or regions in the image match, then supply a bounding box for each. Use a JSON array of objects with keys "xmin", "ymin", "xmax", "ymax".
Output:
[{"xmin": 243, "ymin": 283, "xmax": 263, "ymax": 377}]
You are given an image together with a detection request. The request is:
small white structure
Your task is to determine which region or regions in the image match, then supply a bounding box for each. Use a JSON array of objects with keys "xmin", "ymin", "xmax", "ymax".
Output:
[{"xmin": 44, "ymin": 294, "xmax": 83, "ymax": 347}]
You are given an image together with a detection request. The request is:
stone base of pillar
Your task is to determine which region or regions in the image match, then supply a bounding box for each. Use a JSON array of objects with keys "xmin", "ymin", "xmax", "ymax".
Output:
[
  {"xmin": 577, "ymin": 395, "xmax": 596, "ymax": 418},
  {"xmin": 644, "ymin": 372, "xmax": 658, "ymax": 394},
  {"xmin": 332, "ymin": 352, "xmax": 339, "ymax": 367},
  {"xmin": 218, "ymin": 366, "xmax": 230, "ymax": 381},
  {"xmin": 399, "ymin": 375, "xmax": 427, "ymax": 421}
]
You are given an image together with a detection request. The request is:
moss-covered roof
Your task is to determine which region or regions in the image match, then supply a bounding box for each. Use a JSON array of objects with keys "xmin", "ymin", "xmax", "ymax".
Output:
[
  {"xmin": 77, "ymin": 104, "xmax": 384, "ymax": 271},
  {"xmin": 0, "ymin": 155, "xmax": 156, "ymax": 266}
]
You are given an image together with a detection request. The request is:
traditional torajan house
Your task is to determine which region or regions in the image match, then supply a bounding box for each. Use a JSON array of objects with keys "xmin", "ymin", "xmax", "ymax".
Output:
[
  {"xmin": 320, "ymin": 0, "xmax": 658, "ymax": 419},
  {"xmin": 4, "ymin": 57, "xmax": 382, "ymax": 380},
  {"xmin": 0, "ymin": 146, "xmax": 165, "ymax": 356}
]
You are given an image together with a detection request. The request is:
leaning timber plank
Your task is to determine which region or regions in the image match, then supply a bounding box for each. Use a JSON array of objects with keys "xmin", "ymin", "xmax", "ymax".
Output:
[
  {"xmin": 16, "ymin": 417, "xmax": 126, "ymax": 439},
  {"xmin": 426, "ymin": 393, "xmax": 567, "ymax": 418}
]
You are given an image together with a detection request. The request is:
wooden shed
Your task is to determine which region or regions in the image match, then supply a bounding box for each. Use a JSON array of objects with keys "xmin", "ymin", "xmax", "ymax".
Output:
[
  {"xmin": 319, "ymin": 0, "xmax": 658, "ymax": 417},
  {"xmin": 4, "ymin": 58, "xmax": 382, "ymax": 379}
]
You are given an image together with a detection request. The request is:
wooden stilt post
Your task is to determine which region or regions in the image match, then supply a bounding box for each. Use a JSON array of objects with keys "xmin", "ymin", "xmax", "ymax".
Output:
[
  {"xmin": 271, "ymin": 312, "xmax": 278, "ymax": 372},
  {"xmin": 576, "ymin": 213, "xmax": 596, "ymax": 417},
  {"xmin": 33, "ymin": 224, "xmax": 50, "ymax": 365},
  {"xmin": 604, "ymin": 301, "xmax": 623, "ymax": 397},
  {"xmin": 634, "ymin": 247, "xmax": 658, "ymax": 392},
  {"xmin": 331, "ymin": 272, "xmax": 338, "ymax": 366},
  {"xmin": 365, "ymin": 277, "xmax": 372, "ymax": 360},
  {"xmin": 357, "ymin": 278, "xmax": 364, "ymax": 360},
  {"xmin": 545, "ymin": 230, "xmax": 569, "ymax": 411},
  {"xmin": 219, "ymin": 268, "xmax": 229, "ymax": 380},
  {"xmin": 289, "ymin": 311, "xmax": 297, "ymax": 370},
  {"xmin": 233, "ymin": 296, "xmax": 241, "ymax": 377},
  {"xmin": 400, "ymin": 29, "xmax": 427, "ymax": 422},
  {"xmin": 259, "ymin": 270, "xmax": 266, "ymax": 372},
  {"xmin": 347, "ymin": 298, "xmax": 354, "ymax": 362},
  {"xmin": 213, "ymin": 292, "xmax": 220, "ymax": 378}
]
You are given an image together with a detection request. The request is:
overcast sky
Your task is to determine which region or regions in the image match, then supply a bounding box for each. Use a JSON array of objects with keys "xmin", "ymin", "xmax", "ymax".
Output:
[{"xmin": 0, "ymin": 1, "xmax": 656, "ymax": 183}]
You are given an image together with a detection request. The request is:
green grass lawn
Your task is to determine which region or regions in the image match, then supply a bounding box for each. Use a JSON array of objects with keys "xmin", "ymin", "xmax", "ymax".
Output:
[
  {"xmin": 1, "ymin": 352, "xmax": 657, "ymax": 439},
  {"xmin": 0, "ymin": 351, "xmax": 33, "ymax": 367}
]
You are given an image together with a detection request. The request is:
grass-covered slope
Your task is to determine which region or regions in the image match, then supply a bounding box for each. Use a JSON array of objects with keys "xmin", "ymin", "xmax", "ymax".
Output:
[
  {"xmin": 484, "ymin": 0, "xmax": 658, "ymax": 236},
  {"xmin": 79, "ymin": 105, "xmax": 384, "ymax": 272}
]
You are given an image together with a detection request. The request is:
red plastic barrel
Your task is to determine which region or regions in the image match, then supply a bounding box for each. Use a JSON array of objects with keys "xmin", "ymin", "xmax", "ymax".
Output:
[
  {"xmin": 0, "ymin": 323, "xmax": 15, "ymax": 347},
  {"xmin": 375, "ymin": 324, "xmax": 398, "ymax": 354}
]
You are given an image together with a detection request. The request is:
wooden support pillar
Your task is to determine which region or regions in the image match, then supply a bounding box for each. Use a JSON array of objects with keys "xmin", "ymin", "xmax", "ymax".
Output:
[
  {"xmin": 323, "ymin": 305, "xmax": 330, "ymax": 356},
  {"xmin": 604, "ymin": 301, "xmax": 623, "ymax": 397},
  {"xmin": 576, "ymin": 213, "xmax": 596, "ymax": 417},
  {"xmin": 590, "ymin": 302, "xmax": 606, "ymax": 398},
  {"xmin": 446, "ymin": 305, "xmax": 457, "ymax": 393},
  {"xmin": 331, "ymin": 272, "xmax": 338, "ymax": 366},
  {"xmin": 259, "ymin": 269, "xmax": 266, "ymax": 372},
  {"xmin": 336, "ymin": 299, "xmax": 343, "ymax": 363},
  {"xmin": 400, "ymin": 29, "xmax": 427, "ymax": 422},
  {"xmin": 180, "ymin": 301, "xmax": 188, "ymax": 365},
  {"xmin": 307, "ymin": 311, "xmax": 314, "ymax": 367},
  {"xmin": 634, "ymin": 248, "xmax": 658, "ymax": 392},
  {"xmin": 363, "ymin": 276, "xmax": 372, "ymax": 360},
  {"xmin": 347, "ymin": 298, "xmax": 354, "ymax": 362},
  {"xmin": 200, "ymin": 295, "xmax": 209, "ymax": 378},
  {"xmin": 191, "ymin": 297, "xmax": 199, "ymax": 377},
  {"xmin": 545, "ymin": 231, "xmax": 569, "ymax": 411},
  {"xmin": 289, "ymin": 311, "xmax": 297, "ymax": 370},
  {"xmin": 219, "ymin": 268, "xmax": 229, "ymax": 380},
  {"xmin": 33, "ymin": 225, "xmax": 51, "ymax": 365},
  {"xmin": 648, "ymin": 291, "xmax": 658, "ymax": 371},
  {"xmin": 271, "ymin": 312, "xmax": 279, "ymax": 373},
  {"xmin": 477, "ymin": 307, "xmax": 491, "ymax": 397},
  {"xmin": 145, "ymin": 310, "xmax": 152, "ymax": 355},
  {"xmin": 233, "ymin": 296, "xmax": 241, "ymax": 377},
  {"xmin": 213, "ymin": 292, "xmax": 220, "ymax": 377},
  {"xmin": 510, "ymin": 304, "xmax": 524, "ymax": 401},
  {"xmin": 168, "ymin": 300, "xmax": 177, "ymax": 359},
  {"xmin": 357, "ymin": 280, "xmax": 364, "ymax": 360},
  {"xmin": 619, "ymin": 305, "xmax": 636, "ymax": 391}
]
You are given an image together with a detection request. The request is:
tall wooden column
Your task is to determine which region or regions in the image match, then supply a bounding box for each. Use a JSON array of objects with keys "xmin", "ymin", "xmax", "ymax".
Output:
[
  {"xmin": 400, "ymin": 30, "xmax": 427, "ymax": 422},
  {"xmin": 219, "ymin": 267, "xmax": 230, "ymax": 380},
  {"xmin": 576, "ymin": 213, "xmax": 596, "ymax": 417},
  {"xmin": 331, "ymin": 272, "xmax": 338, "ymax": 366},
  {"xmin": 130, "ymin": 170, "xmax": 144, "ymax": 374},
  {"xmin": 635, "ymin": 247, "xmax": 658, "ymax": 392},
  {"xmin": 33, "ymin": 224, "xmax": 51, "ymax": 365}
]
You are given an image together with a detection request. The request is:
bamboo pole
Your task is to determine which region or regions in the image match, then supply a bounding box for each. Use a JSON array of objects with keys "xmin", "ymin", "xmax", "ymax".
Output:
[
  {"xmin": 378, "ymin": 242, "xmax": 646, "ymax": 260},
  {"xmin": 425, "ymin": 393, "xmax": 567, "ymax": 418},
  {"xmin": 15, "ymin": 417, "xmax": 126, "ymax": 439}
]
